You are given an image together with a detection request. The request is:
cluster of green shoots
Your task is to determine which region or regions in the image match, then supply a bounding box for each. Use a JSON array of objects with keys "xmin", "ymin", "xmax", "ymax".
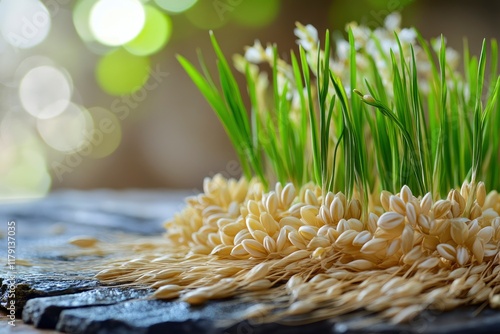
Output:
[{"xmin": 178, "ymin": 14, "xmax": 500, "ymax": 209}]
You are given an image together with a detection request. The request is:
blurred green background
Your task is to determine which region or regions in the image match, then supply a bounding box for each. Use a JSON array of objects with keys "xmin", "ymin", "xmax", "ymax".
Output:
[{"xmin": 0, "ymin": 0, "xmax": 499, "ymax": 199}]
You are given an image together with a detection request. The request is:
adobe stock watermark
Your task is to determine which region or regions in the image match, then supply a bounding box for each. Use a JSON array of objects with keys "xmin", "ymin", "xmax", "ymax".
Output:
[
  {"xmin": 213, "ymin": 0, "xmax": 243, "ymax": 21},
  {"xmin": 5, "ymin": 220, "xmax": 17, "ymax": 327},
  {"xmin": 51, "ymin": 65, "xmax": 169, "ymax": 182},
  {"xmin": 3, "ymin": 0, "xmax": 70, "ymax": 50},
  {"xmin": 360, "ymin": 0, "xmax": 410, "ymax": 34}
]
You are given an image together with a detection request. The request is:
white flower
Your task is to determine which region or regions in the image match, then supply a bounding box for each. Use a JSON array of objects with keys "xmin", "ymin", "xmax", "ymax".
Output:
[
  {"xmin": 244, "ymin": 40, "xmax": 265, "ymax": 63},
  {"xmin": 331, "ymin": 61, "xmax": 344, "ymax": 76},
  {"xmin": 348, "ymin": 23, "xmax": 370, "ymax": 49},
  {"xmin": 305, "ymin": 24, "xmax": 318, "ymax": 43},
  {"xmin": 381, "ymin": 39, "xmax": 397, "ymax": 54},
  {"xmin": 336, "ymin": 40, "xmax": 350, "ymax": 61},
  {"xmin": 256, "ymin": 72, "xmax": 268, "ymax": 92},
  {"xmin": 232, "ymin": 54, "xmax": 247, "ymax": 73},
  {"xmin": 399, "ymin": 28, "xmax": 416, "ymax": 44},
  {"xmin": 294, "ymin": 23, "xmax": 318, "ymax": 52},
  {"xmin": 446, "ymin": 49, "xmax": 460, "ymax": 68},
  {"xmin": 431, "ymin": 37, "xmax": 446, "ymax": 53},
  {"xmin": 384, "ymin": 12, "xmax": 401, "ymax": 31},
  {"xmin": 264, "ymin": 45, "xmax": 274, "ymax": 61},
  {"xmin": 277, "ymin": 72, "xmax": 293, "ymax": 100}
]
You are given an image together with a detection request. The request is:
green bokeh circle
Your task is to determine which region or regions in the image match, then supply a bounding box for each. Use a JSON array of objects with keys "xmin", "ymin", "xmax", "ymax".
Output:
[
  {"xmin": 96, "ymin": 49, "xmax": 150, "ymax": 95},
  {"xmin": 125, "ymin": 5, "xmax": 172, "ymax": 56},
  {"xmin": 232, "ymin": 0, "xmax": 280, "ymax": 28}
]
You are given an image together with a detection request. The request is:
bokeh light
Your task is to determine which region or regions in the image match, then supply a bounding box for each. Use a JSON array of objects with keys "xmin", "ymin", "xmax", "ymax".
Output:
[
  {"xmin": 125, "ymin": 5, "xmax": 172, "ymax": 56},
  {"xmin": 14, "ymin": 55, "xmax": 56, "ymax": 84},
  {"xmin": 0, "ymin": 138, "xmax": 51, "ymax": 200},
  {"xmin": 154, "ymin": 0, "xmax": 198, "ymax": 14},
  {"xmin": 0, "ymin": 43, "xmax": 23, "ymax": 87},
  {"xmin": 85, "ymin": 107, "xmax": 122, "ymax": 159},
  {"xmin": 0, "ymin": 110, "xmax": 35, "ymax": 146},
  {"xmin": 185, "ymin": 1, "xmax": 228, "ymax": 30},
  {"xmin": 96, "ymin": 48, "xmax": 150, "ymax": 95},
  {"xmin": 73, "ymin": 0, "xmax": 99, "ymax": 42},
  {"xmin": 37, "ymin": 103, "xmax": 94, "ymax": 152},
  {"xmin": 232, "ymin": 0, "xmax": 280, "ymax": 28},
  {"xmin": 89, "ymin": 0, "xmax": 145, "ymax": 46},
  {"xmin": 19, "ymin": 65, "xmax": 73, "ymax": 119},
  {"xmin": 366, "ymin": 0, "xmax": 414, "ymax": 9},
  {"xmin": 0, "ymin": 0, "xmax": 51, "ymax": 49}
]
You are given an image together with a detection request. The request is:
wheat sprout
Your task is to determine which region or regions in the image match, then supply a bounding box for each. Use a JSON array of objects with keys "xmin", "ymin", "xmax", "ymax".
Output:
[{"xmin": 90, "ymin": 9, "xmax": 500, "ymax": 326}]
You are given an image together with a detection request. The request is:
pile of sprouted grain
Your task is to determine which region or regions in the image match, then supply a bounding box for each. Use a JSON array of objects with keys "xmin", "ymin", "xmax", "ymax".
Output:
[{"xmin": 96, "ymin": 13, "xmax": 500, "ymax": 324}]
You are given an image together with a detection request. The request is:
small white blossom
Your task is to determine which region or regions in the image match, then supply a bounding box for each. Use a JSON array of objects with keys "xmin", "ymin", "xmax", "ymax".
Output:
[
  {"xmin": 294, "ymin": 23, "xmax": 318, "ymax": 52},
  {"xmin": 431, "ymin": 37, "xmax": 446, "ymax": 53},
  {"xmin": 277, "ymin": 72, "xmax": 293, "ymax": 100},
  {"xmin": 336, "ymin": 40, "xmax": 350, "ymax": 61},
  {"xmin": 305, "ymin": 24, "xmax": 318, "ymax": 43},
  {"xmin": 384, "ymin": 12, "xmax": 401, "ymax": 31},
  {"xmin": 244, "ymin": 40, "xmax": 265, "ymax": 63},
  {"xmin": 446, "ymin": 49, "xmax": 460, "ymax": 68},
  {"xmin": 233, "ymin": 54, "xmax": 249, "ymax": 73},
  {"xmin": 264, "ymin": 45, "xmax": 274, "ymax": 61},
  {"xmin": 399, "ymin": 28, "xmax": 416, "ymax": 44},
  {"xmin": 380, "ymin": 39, "xmax": 397, "ymax": 54},
  {"xmin": 348, "ymin": 23, "xmax": 370, "ymax": 49}
]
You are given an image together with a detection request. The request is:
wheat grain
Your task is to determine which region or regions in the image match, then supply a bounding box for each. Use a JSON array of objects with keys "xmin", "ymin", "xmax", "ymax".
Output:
[
  {"xmin": 490, "ymin": 295, "xmax": 500, "ymax": 308},
  {"xmin": 246, "ymin": 279, "xmax": 273, "ymax": 291},
  {"xmin": 390, "ymin": 305, "xmax": 423, "ymax": 324},
  {"xmin": 417, "ymin": 215, "xmax": 431, "ymax": 234},
  {"xmin": 299, "ymin": 225, "xmax": 318, "ymax": 241},
  {"xmin": 234, "ymin": 229, "xmax": 252, "ymax": 245},
  {"xmin": 450, "ymin": 220, "xmax": 468, "ymax": 244},
  {"xmin": 470, "ymin": 203, "xmax": 482, "ymax": 220},
  {"xmin": 378, "ymin": 212, "xmax": 405, "ymax": 230},
  {"xmin": 380, "ymin": 191, "xmax": 391, "ymax": 212},
  {"xmin": 400, "ymin": 185, "xmax": 413, "ymax": 203},
  {"xmin": 368, "ymin": 213, "xmax": 378, "ymax": 233},
  {"xmin": 335, "ymin": 230, "xmax": 359, "ymax": 247},
  {"xmin": 347, "ymin": 199, "xmax": 362, "ymax": 219},
  {"xmin": 345, "ymin": 259, "xmax": 375, "ymax": 270},
  {"xmin": 262, "ymin": 235, "xmax": 276, "ymax": 253},
  {"xmin": 420, "ymin": 192, "xmax": 433, "ymax": 214},
  {"xmin": 241, "ymin": 239, "xmax": 268, "ymax": 258},
  {"xmin": 390, "ymin": 195, "xmax": 407, "ymax": 215},
  {"xmin": 433, "ymin": 200, "xmax": 451, "ymax": 219},
  {"xmin": 330, "ymin": 197, "xmax": 344, "ymax": 223},
  {"xmin": 417, "ymin": 257, "xmax": 440, "ymax": 269},
  {"xmin": 352, "ymin": 230, "xmax": 372, "ymax": 246},
  {"xmin": 305, "ymin": 189, "xmax": 319, "ymax": 206},
  {"xmin": 456, "ymin": 246, "xmax": 470, "ymax": 266},
  {"xmin": 94, "ymin": 177, "xmax": 500, "ymax": 326},
  {"xmin": 477, "ymin": 182, "xmax": 486, "ymax": 207},
  {"xmin": 287, "ymin": 300, "xmax": 316, "ymax": 315},
  {"xmin": 437, "ymin": 244, "xmax": 456, "ymax": 261},
  {"xmin": 360, "ymin": 238, "xmax": 388, "ymax": 254},
  {"xmin": 69, "ymin": 236, "xmax": 99, "ymax": 248},
  {"xmin": 280, "ymin": 216, "xmax": 304, "ymax": 230}
]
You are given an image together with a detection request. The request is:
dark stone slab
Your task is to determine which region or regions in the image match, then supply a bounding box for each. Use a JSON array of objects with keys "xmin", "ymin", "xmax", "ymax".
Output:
[
  {"xmin": 23, "ymin": 287, "xmax": 151, "ymax": 329},
  {"xmin": 56, "ymin": 298, "xmax": 334, "ymax": 334},
  {"xmin": 333, "ymin": 306, "xmax": 500, "ymax": 334},
  {"xmin": 225, "ymin": 320, "xmax": 334, "ymax": 334},
  {"xmin": 0, "ymin": 189, "xmax": 190, "ymax": 236},
  {"xmin": 0, "ymin": 272, "xmax": 99, "ymax": 316},
  {"xmin": 57, "ymin": 299, "xmax": 246, "ymax": 334}
]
